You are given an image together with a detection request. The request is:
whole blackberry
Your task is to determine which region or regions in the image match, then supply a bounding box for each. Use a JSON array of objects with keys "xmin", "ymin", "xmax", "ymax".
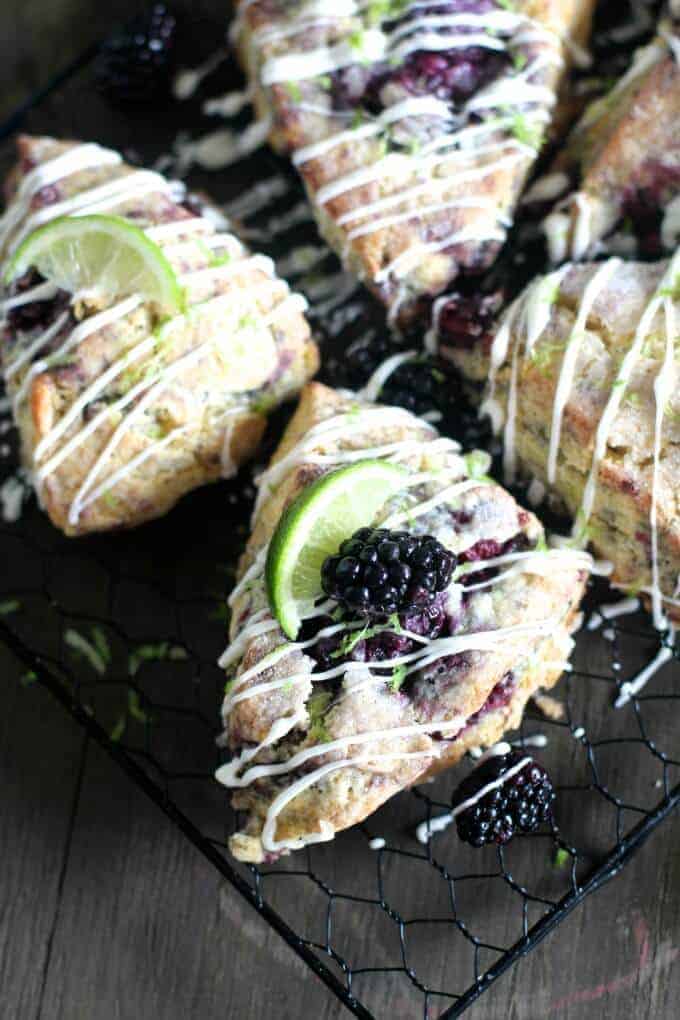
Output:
[
  {"xmin": 453, "ymin": 753, "xmax": 555, "ymax": 848},
  {"xmin": 321, "ymin": 527, "xmax": 455, "ymax": 618},
  {"xmin": 94, "ymin": 4, "xmax": 177, "ymax": 107}
]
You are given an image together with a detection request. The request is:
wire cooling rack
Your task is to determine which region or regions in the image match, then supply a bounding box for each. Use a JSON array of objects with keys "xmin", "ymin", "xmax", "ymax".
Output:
[{"xmin": 1, "ymin": 4, "xmax": 678, "ymax": 1017}]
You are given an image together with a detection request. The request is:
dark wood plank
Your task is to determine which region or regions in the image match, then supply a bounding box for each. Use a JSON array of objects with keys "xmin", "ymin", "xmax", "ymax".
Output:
[
  {"xmin": 0, "ymin": 646, "xmax": 87, "ymax": 1020},
  {"xmin": 36, "ymin": 735, "xmax": 346, "ymax": 1020}
]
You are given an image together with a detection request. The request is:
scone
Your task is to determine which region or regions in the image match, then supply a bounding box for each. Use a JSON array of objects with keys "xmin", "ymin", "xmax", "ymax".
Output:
[
  {"xmin": 0, "ymin": 135, "xmax": 318, "ymax": 536},
  {"xmin": 439, "ymin": 253, "xmax": 680, "ymax": 625},
  {"xmin": 533, "ymin": 7, "xmax": 680, "ymax": 262},
  {"xmin": 216, "ymin": 382, "xmax": 590, "ymax": 862},
  {"xmin": 233, "ymin": 0, "xmax": 595, "ymax": 319}
]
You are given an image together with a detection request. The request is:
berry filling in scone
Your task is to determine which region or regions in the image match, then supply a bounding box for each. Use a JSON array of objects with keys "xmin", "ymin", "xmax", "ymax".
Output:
[
  {"xmin": 532, "ymin": 9, "xmax": 680, "ymax": 263},
  {"xmin": 234, "ymin": 0, "xmax": 596, "ymax": 319},
  {"xmin": 216, "ymin": 383, "xmax": 591, "ymax": 862},
  {"xmin": 436, "ymin": 252, "xmax": 680, "ymax": 626}
]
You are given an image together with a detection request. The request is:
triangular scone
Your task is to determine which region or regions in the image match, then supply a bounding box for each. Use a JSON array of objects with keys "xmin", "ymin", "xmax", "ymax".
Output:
[
  {"xmin": 234, "ymin": 0, "xmax": 595, "ymax": 319},
  {"xmin": 0, "ymin": 135, "xmax": 318, "ymax": 535},
  {"xmin": 217, "ymin": 383, "xmax": 589, "ymax": 862},
  {"xmin": 440, "ymin": 254, "xmax": 680, "ymax": 624},
  {"xmin": 536, "ymin": 9, "xmax": 680, "ymax": 262}
]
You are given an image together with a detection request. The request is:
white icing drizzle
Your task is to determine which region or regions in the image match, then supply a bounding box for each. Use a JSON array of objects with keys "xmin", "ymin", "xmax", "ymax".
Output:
[
  {"xmin": 368, "ymin": 836, "xmax": 386, "ymax": 850},
  {"xmin": 614, "ymin": 640, "xmax": 675, "ymax": 708},
  {"xmin": 244, "ymin": 0, "xmax": 570, "ymax": 297},
  {"xmin": 171, "ymin": 120, "xmax": 271, "ymax": 175},
  {"xmin": 414, "ymin": 753, "xmax": 532, "ymax": 844},
  {"xmin": 649, "ymin": 298, "xmax": 676, "ymax": 630},
  {"xmin": 173, "ymin": 50, "xmax": 227, "ymax": 100},
  {"xmin": 357, "ymin": 349, "xmax": 417, "ymax": 402},
  {"xmin": 547, "ymin": 258, "xmax": 621, "ymax": 485},
  {"xmin": 514, "ymin": 733, "xmax": 548, "ymax": 749},
  {"xmin": 521, "ymin": 171, "xmax": 571, "ymax": 206},
  {"xmin": 0, "ymin": 141, "xmax": 308, "ymax": 526},
  {"xmin": 483, "ymin": 246, "xmax": 680, "ymax": 628},
  {"xmin": 0, "ymin": 143, "xmax": 121, "ymax": 252},
  {"xmin": 587, "ymin": 597, "xmax": 640, "ymax": 631},
  {"xmin": 216, "ymin": 391, "xmax": 592, "ymax": 853}
]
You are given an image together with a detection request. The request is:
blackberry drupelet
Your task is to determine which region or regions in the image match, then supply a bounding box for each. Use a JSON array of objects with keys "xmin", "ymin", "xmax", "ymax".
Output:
[
  {"xmin": 94, "ymin": 4, "xmax": 177, "ymax": 107},
  {"xmin": 453, "ymin": 752, "xmax": 555, "ymax": 847},
  {"xmin": 321, "ymin": 527, "xmax": 455, "ymax": 618}
]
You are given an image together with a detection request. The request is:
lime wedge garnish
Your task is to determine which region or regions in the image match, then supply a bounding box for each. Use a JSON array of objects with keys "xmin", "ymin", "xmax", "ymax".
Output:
[
  {"xmin": 5, "ymin": 214, "xmax": 184, "ymax": 316},
  {"xmin": 266, "ymin": 459, "xmax": 406, "ymax": 640}
]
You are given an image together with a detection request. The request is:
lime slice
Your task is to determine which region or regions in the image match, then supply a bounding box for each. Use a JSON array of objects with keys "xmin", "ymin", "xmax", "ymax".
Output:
[
  {"xmin": 266, "ymin": 459, "xmax": 406, "ymax": 640},
  {"xmin": 5, "ymin": 214, "xmax": 184, "ymax": 316}
]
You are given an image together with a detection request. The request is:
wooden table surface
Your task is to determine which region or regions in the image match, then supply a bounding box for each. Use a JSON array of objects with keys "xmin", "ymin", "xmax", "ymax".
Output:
[
  {"xmin": 3, "ymin": 642, "xmax": 680, "ymax": 1020},
  {"xmin": 1, "ymin": 3, "xmax": 680, "ymax": 1018}
]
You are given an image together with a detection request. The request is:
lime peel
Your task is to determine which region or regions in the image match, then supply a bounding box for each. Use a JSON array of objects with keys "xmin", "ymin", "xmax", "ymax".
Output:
[
  {"xmin": 5, "ymin": 214, "xmax": 184, "ymax": 317},
  {"xmin": 266, "ymin": 459, "xmax": 407, "ymax": 640}
]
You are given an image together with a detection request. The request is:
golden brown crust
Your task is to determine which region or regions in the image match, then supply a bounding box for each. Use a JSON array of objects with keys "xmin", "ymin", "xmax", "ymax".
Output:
[
  {"xmin": 222, "ymin": 383, "xmax": 588, "ymax": 861},
  {"xmin": 1, "ymin": 135, "xmax": 318, "ymax": 536},
  {"xmin": 235, "ymin": 0, "xmax": 596, "ymax": 314},
  {"xmin": 440, "ymin": 258, "xmax": 680, "ymax": 620},
  {"xmin": 539, "ymin": 23, "xmax": 680, "ymax": 260}
]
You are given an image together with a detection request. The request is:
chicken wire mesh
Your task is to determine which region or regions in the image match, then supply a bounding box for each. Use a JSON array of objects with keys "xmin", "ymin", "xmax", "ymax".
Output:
[{"xmin": 1, "ymin": 3, "xmax": 679, "ymax": 1017}]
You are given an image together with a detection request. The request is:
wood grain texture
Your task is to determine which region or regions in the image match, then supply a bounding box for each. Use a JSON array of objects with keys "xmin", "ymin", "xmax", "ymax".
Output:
[
  {"xmin": 2, "ymin": 665, "xmax": 679, "ymax": 1020},
  {"xmin": 0, "ymin": 2, "xmax": 679, "ymax": 1017},
  {"xmin": 0, "ymin": 646, "xmax": 86, "ymax": 1020}
]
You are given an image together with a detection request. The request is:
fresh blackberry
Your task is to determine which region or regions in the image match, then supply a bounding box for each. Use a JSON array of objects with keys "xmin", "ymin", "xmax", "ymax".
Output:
[
  {"xmin": 379, "ymin": 356, "xmax": 463, "ymax": 419},
  {"xmin": 94, "ymin": 4, "xmax": 177, "ymax": 107},
  {"xmin": 321, "ymin": 527, "xmax": 455, "ymax": 618},
  {"xmin": 453, "ymin": 752, "xmax": 555, "ymax": 848}
]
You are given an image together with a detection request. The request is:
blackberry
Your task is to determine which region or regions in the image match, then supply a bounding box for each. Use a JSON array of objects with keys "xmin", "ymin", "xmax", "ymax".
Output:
[
  {"xmin": 321, "ymin": 527, "xmax": 455, "ymax": 618},
  {"xmin": 94, "ymin": 4, "xmax": 177, "ymax": 107},
  {"xmin": 453, "ymin": 752, "xmax": 555, "ymax": 848}
]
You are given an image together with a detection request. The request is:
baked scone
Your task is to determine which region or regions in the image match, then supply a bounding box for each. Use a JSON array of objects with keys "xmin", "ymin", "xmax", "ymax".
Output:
[
  {"xmin": 216, "ymin": 382, "xmax": 590, "ymax": 862},
  {"xmin": 439, "ymin": 253, "xmax": 680, "ymax": 625},
  {"xmin": 533, "ymin": 8, "xmax": 680, "ymax": 262},
  {"xmin": 0, "ymin": 135, "xmax": 319, "ymax": 536},
  {"xmin": 233, "ymin": 0, "xmax": 595, "ymax": 319}
]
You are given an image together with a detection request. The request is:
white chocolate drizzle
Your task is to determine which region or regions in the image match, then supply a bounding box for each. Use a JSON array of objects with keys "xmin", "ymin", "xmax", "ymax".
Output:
[
  {"xmin": 415, "ymin": 753, "xmax": 532, "ymax": 844},
  {"xmin": 481, "ymin": 246, "xmax": 680, "ymax": 628},
  {"xmin": 0, "ymin": 140, "xmax": 308, "ymax": 527},
  {"xmin": 216, "ymin": 390, "xmax": 592, "ymax": 854},
  {"xmin": 238, "ymin": 0, "xmax": 573, "ymax": 302}
]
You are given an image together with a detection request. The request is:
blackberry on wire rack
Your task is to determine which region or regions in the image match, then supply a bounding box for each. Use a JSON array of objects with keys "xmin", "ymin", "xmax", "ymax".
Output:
[
  {"xmin": 453, "ymin": 752, "xmax": 555, "ymax": 848},
  {"xmin": 94, "ymin": 4, "xmax": 178, "ymax": 107}
]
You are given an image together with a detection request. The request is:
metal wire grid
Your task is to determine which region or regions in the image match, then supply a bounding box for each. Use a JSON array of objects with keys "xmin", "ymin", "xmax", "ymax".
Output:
[{"xmin": 1, "ymin": 4, "xmax": 679, "ymax": 1015}]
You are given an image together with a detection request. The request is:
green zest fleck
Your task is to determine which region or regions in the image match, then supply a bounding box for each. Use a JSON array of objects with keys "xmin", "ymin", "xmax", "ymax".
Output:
[
  {"xmin": 331, "ymin": 614, "xmax": 403, "ymax": 659},
  {"xmin": 512, "ymin": 51, "xmax": 527, "ymax": 71},
  {"xmin": 496, "ymin": 0, "xmax": 515, "ymax": 9},
  {"xmin": 224, "ymin": 676, "xmax": 236, "ymax": 695},
  {"xmin": 285, "ymin": 80, "xmax": 302, "ymax": 102},
  {"xmin": 318, "ymin": 74, "xmax": 332, "ymax": 90},
  {"xmin": 128, "ymin": 641, "xmax": 188, "ymax": 676},
  {"xmin": 307, "ymin": 689, "xmax": 333, "ymax": 742},
  {"xmin": 348, "ymin": 29, "xmax": 365, "ymax": 51},
  {"xmin": 110, "ymin": 715, "xmax": 126, "ymax": 743},
  {"xmin": 128, "ymin": 688, "xmax": 150, "ymax": 724},
  {"xmin": 65, "ymin": 627, "xmax": 110, "ymax": 675},
  {"xmin": 464, "ymin": 450, "xmax": 491, "ymax": 480},
  {"xmin": 389, "ymin": 664, "xmax": 407, "ymax": 691},
  {"xmin": 510, "ymin": 112, "xmax": 543, "ymax": 149},
  {"xmin": 0, "ymin": 598, "xmax": 20, "ymax": 615},
  {"xmin": 529, "ymin": 341, "xmax": 565, "ymax": 377},
  {"xmin": 553, "ymin": 847, "xmax": 570, "ymax": 870}
]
